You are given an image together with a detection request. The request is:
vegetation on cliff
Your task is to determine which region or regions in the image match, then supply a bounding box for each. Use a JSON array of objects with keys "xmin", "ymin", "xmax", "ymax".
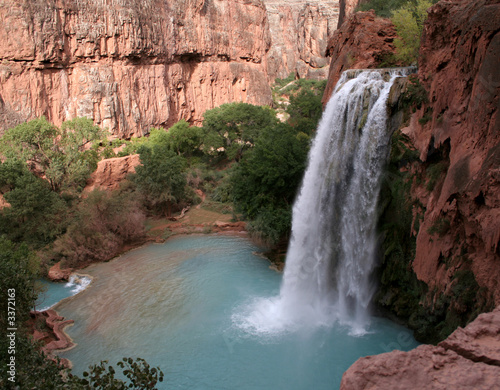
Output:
[{"xmin": 357, "ymin": 0, "xmax": 435, "ymax": 65}]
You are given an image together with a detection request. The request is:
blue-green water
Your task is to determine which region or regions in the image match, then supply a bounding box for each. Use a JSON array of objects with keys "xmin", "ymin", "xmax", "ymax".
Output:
[
  {"xmin": 53, "ymin": 235, "xmax": 418, "ymax": 389},
  {"xmin": 36, "ymin": 275, "xmax": 91, "ymax": 311}
]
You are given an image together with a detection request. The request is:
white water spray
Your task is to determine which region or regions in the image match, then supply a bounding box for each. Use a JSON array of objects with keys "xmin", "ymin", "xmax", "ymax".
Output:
[{"xmin": 235, "ymin": 69, "xmax": 412, "ymax": 336}]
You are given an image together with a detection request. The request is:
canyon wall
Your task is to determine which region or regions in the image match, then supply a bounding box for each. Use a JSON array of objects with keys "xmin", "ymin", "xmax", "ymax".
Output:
[
  {"xmin": 0, "ymin": 0, "xmax": 342, "ymax": 138},
  {"xmin": 405, "ymin": 0, "xmax": 500, "ymax": 306},
  {"xmin": 0, "ymin": 0, "xmax": 273, "ymax": 138},
  {"xmin": 263, "ymin": 0, "xmax": 339, "ymax": 81}
]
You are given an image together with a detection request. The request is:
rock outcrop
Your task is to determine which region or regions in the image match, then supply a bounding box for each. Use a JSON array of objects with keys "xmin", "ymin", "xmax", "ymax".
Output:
[
  {"xmin": 340, "ymin": 307, "xmax": 500, "ymax": 389},
  {"xmin": 0, "ymin": 0, "xmax": 272, "ymax": 138},
  {"xmin": 322, "ymin": 10, "xmax": 398, "ymax": 104},
  {"xmin": 263, "ymin": 0, "xmax": 339, "ymax": 80},
  {"xmin": 48, "ymin": 261, "xmax": 72, "ymax": 282},
  {"xmin": 403, "ymin": 0, "xmax": 500, "ymax": 304},
  {"xmin": 30, "ymin": 309, "xmax": 74, "ymax": 367},
  {"xmin": 83, "ymin": 154, "xmax": 140, "ymax": 193}
]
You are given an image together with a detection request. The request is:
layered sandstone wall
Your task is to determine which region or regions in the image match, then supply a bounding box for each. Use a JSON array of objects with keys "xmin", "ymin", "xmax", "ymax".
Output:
[
  {"xmin": 404, "ymin": 0, "xmax": 500, "ymax": 304},
  {"xmin": 263, "ymin": 0, "xmax": 339, "ymax": 81},
  {"xmin": 0, "ymin": 0, "xmax": 273, "ymax": 138}
]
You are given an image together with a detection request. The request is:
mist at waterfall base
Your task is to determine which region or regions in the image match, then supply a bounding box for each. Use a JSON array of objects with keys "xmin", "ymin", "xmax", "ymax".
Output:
[
  {"xmin": 52, "ymin": 70, "xmax": 419, "ymax": 389},
  {"xmin": 239, "ymin": 69, "xmax": 408, "ymax": 337}
]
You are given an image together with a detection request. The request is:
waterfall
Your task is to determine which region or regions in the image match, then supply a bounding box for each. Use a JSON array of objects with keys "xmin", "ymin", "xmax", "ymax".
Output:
[{"xmin": 235, "ymin": 69, "xmax": 411, "ymax": 336}]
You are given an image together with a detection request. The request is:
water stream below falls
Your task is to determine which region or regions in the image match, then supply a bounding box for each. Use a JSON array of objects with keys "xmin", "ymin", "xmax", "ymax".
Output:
[{"xmin": 54, "ymin": 235, "xmax": 418, "ymax": 389}]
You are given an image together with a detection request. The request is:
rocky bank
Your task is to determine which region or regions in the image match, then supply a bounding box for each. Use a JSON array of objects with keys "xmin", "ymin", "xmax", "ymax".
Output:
[{"xmin": 340, "ymin": 306, "xmax": 500, "ymax": 389}]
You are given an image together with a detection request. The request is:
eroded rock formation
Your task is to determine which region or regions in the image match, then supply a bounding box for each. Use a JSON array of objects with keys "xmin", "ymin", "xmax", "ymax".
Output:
[
  {"xmin": 340, "ymin": 307, "xmax": 500, "ymax": 390},
  {"xmin": 0, "ymin": 0, "xmax": 272, "ymax": 138},
  {"xmin": 403, "ymin": 0, "xmax": 500, "ymax": 304},
  {"xmin": 322, "ymin": 10, "xmax": 398, "ymax": 104},
  {"xmin": 83, "ymin": 153, "xmax": 140, "ymax": 193},
  {"xmin": 263, "ymin": 0, "xmax": 339, "ymax": 80}
]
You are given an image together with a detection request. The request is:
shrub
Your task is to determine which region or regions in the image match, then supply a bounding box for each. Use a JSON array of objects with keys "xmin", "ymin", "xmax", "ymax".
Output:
[
  {"xmin": 52, "ymin": 189, "xmax": 146, "ymax": 266},
  {"xmin": 133, "ymin": 144, "xmax": 188, "ymax": 217},
  {"xmin": 392, "ymin": 0, "xmax": 433, "ymax": 65}
]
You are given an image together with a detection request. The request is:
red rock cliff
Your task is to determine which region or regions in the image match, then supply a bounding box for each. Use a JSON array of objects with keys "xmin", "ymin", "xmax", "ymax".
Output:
[
  {"xmin": 404, "ymin": 0, "xmax": 500, "ymax": 305},
  {"xmin": 322, "ymin": 10, "xmax": 398, "ymax": 105},
  {"xmin": 0, "ymin": 0, "xmax": 272, "ymax": 138},
  {"xmin": 263, "ymin": 0, "xmax": 340, "ymax": 81}
]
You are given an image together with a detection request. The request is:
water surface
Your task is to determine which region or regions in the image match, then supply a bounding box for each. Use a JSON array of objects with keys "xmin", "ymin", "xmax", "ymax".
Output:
[{"xmin": 55, "ymin": 235, "xmax": 418, "ymax": 389}]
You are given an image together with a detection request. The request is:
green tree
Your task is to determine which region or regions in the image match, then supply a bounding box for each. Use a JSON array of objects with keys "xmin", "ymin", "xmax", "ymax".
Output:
[
  {"xmin": 0, "ymin": 237, "xmax": 38, "ymax": 328},
  {"xmin": 0, "ymin": 117, "xmax": 103, "ymax": 192},
  {"xmin": 286, "ymin": 82, "xmax": 326, "ymax": 135},
  {"xmin": 392, "ymin": 0, "xmax": 432, "ymax": 65},
  {"xmin": 0, "ymin": 162, "xmax": 68, "ymax": 247},
  {"xmin": 231, "ymin": 124, "xmax": 309, "ymax": 244},
  {"xmin": 163, "ymin": 120, "xmax": 204, "ymax": 157},
  {"xmin": 133, "ymin": 144, "xmax": 187, "ymax": 217},
  {"xmin": 202, "ymin": 103, "xmax": 278, "ymax": 162}
]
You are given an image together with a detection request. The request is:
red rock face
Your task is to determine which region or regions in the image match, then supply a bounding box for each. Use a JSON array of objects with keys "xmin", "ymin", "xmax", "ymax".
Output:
[
  {"xmin": 321, "ymin": 10, "xmax": 398, "ymax": 105},
  {"xmin": 0, "ymin": 0, "xmax": 273, "ymax": 138},
  {"xmin": 403, "ymin": 0, "xmax": 500, "ymax": 304},
  {"xmin": 263, "ymin": 0, "xmax": 339, "ymax": 80},
  {"xmin": 340, "ymin": 307, "xmax": 500, "ymax": 389},
  {"xmin": 83, "ymin": 154, "xmax": 141, "ymax": 193}
]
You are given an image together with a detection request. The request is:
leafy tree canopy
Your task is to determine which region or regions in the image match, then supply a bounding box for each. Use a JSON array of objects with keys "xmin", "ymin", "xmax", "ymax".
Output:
[
  {"xmin": 392, "ymin": 0, "xmax": 433, "ymax": 65},
  {"xmin": 202, "ymin": 103, "xmax": 278, "ymax": 162},
  {"xmin": 133, "ymin": 144, "xmax": 187, "ymax": 217},
  {"xmin": 0, "ymin": 117, "xmax": 104, "ymax": 192},
  {"xmin": 0, "ymin": 162, "xmax": 68, "ymax": 247},
  {"xmin": 231, "ymin": 123, "xmax": 309, "ymax": 244}
]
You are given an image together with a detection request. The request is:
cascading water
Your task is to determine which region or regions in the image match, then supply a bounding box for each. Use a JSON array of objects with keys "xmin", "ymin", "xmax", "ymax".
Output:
[{"xmin": 236, "ymin": 69, "xmax": 412, "ymax": 336}]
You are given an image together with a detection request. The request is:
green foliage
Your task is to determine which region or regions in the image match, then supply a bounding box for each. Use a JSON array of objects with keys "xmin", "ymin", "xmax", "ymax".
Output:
[
  {"xmin": 0, "ymin": 334, "xmax": 71, "ymax": 389},
  {"xmin": 0, "ymin": 162, "xmax": 68, "ymax": 247},
  {"xmin": 133, "ymin": 144, "xmax": 187, "ymax": 217},
  {"xmin": 163, "ymin": 120, "xmax": 204, "ymax": 157},
  {"xmin": 375, "ymin": 130, "xmax": 427, "ymax": 332},
  {"xmin": 286, "ymin": 81, "xmax": 326, "ymax": 135},
  {"xmin": 357, "ymin": 0, "xmax": 412, "ymax": 17},
  {"xmin": 425, "ymin": 160, "xmax": 447, "ymax": 191},
  {"xmin": 400, "ymin": 74, "xmax": 428, "ymax": 112},
  {"xmin": 427, "ymin": 217, "xmax": 450, "ymax": 237},
  {"xmin": 1, "ymin": 333, "xmax": 164, "ymax": 389},
  {"xmin": 0, "ymin": 117, "xmax": 103, "ymax": 192},
  {"xmin": 273, "ymin": 73, "xmax": 296, "ymax": 89},
  {"xmin": 52, "ymin": 189, "xmax": 145, "ymax": 267},
  {"xmin": 76, "ymin": 357, "xmax": 164, "ymax": 389},
  {"xmin": 247, "ymin": 208, "xmax": 292, "ymax": 246},
  {"xmin": 392, "ymin": 0, "xmax": 432, "ymax": 65},
  {"xmin": 201, "ymin": 103, "xmax": 278, "ymax": 162},
  {"xmin": 0, "ymin": 238, "xmax": 38, "ymax": 327},
  {"xmin": 231, "ymin": 123, "xmax": 309, "ymax": 244}
]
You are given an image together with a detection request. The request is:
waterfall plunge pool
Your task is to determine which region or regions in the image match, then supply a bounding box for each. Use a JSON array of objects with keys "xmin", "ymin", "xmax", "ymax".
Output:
[{"xmin": 52, "ymin": 235, "xmax": 419, "ymax": 389}]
